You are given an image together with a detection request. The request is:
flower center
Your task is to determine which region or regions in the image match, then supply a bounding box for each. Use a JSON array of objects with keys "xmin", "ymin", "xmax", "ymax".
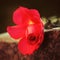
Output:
[
  {"xmin": 29, "ymin": 35, "xmax": 36, "ymax": 41},
  {"xmin": 27, "ymin": 34, "xmax": 39, "ymax": 44},
  {"xmin": 29, "ymin": 20, "xmax": 34, "ymax": 25}
]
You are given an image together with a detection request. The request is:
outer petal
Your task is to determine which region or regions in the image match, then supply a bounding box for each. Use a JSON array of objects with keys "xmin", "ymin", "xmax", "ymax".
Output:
[
  {"xmin": 30, "ymin": 9, "xmax": 41, "ymax": 23},
  {"xmin": 7, "ymin": 25, "xmax": 26, "ymax": 39},
  {"xmin": 18, "ymin": 37, "xmax": 42, "ymax": 55},
  {"xmin": 13, "ymin": 7, "xmax": 30, "ymax": 25}
]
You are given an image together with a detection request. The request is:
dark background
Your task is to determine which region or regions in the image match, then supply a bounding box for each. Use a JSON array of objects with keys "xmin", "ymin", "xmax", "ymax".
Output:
[{"xmin": 0, "ymin": 0, "xmax": 60, "ymax": 33}]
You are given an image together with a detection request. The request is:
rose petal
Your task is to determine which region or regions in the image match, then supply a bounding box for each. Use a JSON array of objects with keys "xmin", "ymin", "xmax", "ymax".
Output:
[
  {"xmin": 7, "ymin": 25, "xmax": 26, "ymax": 39},
  {"xmin": 30, "ymin": 9, "xmax": 40, "ymax": 17},
  {"xmin": 13, "ymin": 7, "xmax": 30, "ymax": 25},
  {"xmin": 27, "ymin": 24, "xmax": 43, "ymax": 35},
  {"xmin": 30, "ymin": 9, "xmax": 41, "ymax": 23},
  {"xmin": 18, "ymin": 37, "xmax": 41, "ymax": 55}
]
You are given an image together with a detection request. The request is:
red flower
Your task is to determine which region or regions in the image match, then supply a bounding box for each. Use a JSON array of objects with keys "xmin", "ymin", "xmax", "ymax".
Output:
[{"xmin": 7, "ymin": 6, "xmax": 44, "ymax": 55}]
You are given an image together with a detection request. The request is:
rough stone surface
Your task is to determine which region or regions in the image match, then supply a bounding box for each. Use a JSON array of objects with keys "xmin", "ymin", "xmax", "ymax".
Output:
[{"xmin": 0, "ymin": 31, "xmax": 60, "ymax": 60}]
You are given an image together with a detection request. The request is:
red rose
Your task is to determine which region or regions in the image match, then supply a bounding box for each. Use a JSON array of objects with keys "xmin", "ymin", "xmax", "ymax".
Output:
[{"xmin": 7, "ymin": 6, "xmax": 44, "ymax": 55}]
